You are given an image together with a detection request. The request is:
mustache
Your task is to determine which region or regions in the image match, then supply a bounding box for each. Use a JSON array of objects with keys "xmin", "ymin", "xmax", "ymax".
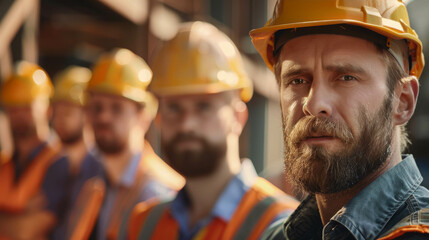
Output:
[
  {"xmin": 289, "ymin": 116, "xmax": 354, "ymax": 145},
  {"xmin": 169, "ymin": 132, "xmax": 204, "ymax": 144},
  {"xmin": 94, "ymin": 123, "xmax": 112, "ymax": 131}
]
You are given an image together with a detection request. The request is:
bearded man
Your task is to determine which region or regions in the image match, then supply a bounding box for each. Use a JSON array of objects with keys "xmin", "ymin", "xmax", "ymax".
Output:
[
  {"xmin": 250, "ymin": 0, "xmax": 429, "ymax": 239},
  {"xmin": 127, "ymin": 21, "xmax": 299, "ymax": 240}
]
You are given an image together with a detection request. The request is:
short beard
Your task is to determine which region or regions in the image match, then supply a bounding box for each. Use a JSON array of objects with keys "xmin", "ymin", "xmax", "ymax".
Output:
[
  {"xmin": 96, "ymin": 137, "xmax": 126, "ymax": 154},
  {"xmin": 11, "ymin": 124, "xmax": 37, "ymax": 140},
  {"xmin": 59, "ymin": 130, "xmax": 84, "ymax": 145},
  {"xmin": 283, "ymin": 96, "xmax": 393, "ymax": 194},
  {"xmin": 162, "ymin": 133, "xmax": 226, "ymax": 178}
]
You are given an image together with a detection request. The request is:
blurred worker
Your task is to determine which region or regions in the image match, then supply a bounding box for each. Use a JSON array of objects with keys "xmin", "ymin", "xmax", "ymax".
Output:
[
  {"xmin": 50, "ymin": 66, "xmax": 105, "ymax": 240},
  {"xmin": 250, "ymin": 0, "xmax": 429, "ymax": 239},
  {"xmin": 128, "ymin": 22, "xmax": 298, "ymax": 240},
  {"xmin": 83, "ymin": 48, "xmax": 184, "ymax": 240},
  {"xmin": 51, "ymin": 66, "xmax": 94, "ymax": 176},
  {"xmin": 0, "ymin": 61, "xmax": 69, "ymax": 239}
]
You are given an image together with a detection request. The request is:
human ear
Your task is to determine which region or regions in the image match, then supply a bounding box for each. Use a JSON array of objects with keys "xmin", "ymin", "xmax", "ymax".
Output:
[
  {"xmin": 232, "ymin": 101, "xmax": 248, "ymax": 135},
  {"xmin": 393, "ymin": 76, "xmax": 419, "ymax": 126}
]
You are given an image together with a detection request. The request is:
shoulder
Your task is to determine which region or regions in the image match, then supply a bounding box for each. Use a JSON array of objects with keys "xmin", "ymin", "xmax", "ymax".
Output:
[
  {"xmin": 128, "ymin": 198, "xmax": 173, "ymax": 239},
  {"xmin": 259, "ymin": 218, "xmax": 287, "ymax": 240},
  {"xmin": 379, "ymin": 208, "xmax": 429, "ymax": 240},
  {"xmin": 250, "ymin": 177, "xmax": 299, "ymax": 208}
]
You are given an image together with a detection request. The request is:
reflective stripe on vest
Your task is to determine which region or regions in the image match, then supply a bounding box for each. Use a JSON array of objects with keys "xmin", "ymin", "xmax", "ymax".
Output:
[
  {"xmin": 378, "ymin": 208, "xmax": 429, "ymax": 239},
  {"xmin": 137, "ymin": 200, "xmax": 173, "ymax": 239},
  {"xmin": 107, "ymin": 141, "xmax": 184, "ymax": 240},
  {"xmin": 0, "ymin": 143, "xmax": 61, "ymax": 212},
  {"xmin": 65, "ymin": 177, "xmax": 105, "ymax": 240},
  {"xmin": 232, "ymin": 196, "xmax": 276, "ymax": 240},
  {"xmin": 132, "ymin": 177, "xmax": 299, "ymax": 240}
]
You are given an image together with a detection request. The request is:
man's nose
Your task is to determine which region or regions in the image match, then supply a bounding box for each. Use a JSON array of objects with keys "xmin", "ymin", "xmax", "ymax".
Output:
[
  {"xmin": 180, "ymin": 112, "xmax": 199, "ymax": 132},
  {"xmin": 302, "ymin": 80, "xmax": 333, "ymax": 117},
  {"xmin": 94, "ymin": 106, "xmax": 112, "ymax": 124}
]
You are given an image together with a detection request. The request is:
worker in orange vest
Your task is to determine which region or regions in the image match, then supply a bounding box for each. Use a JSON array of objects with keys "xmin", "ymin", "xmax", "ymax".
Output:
[
  {"xmin": 250, "ymin": 0, "xmax": 429, "ymax": 239},
  {"xmin": 0, "ymin": 61, "xmax": 69, "ymax": 239},
  {"xmin": 70, "ymin": 48, "xmax": 184, "ymax": 240},
  {"xmin": 50, "ymin": 65, "xmax": 107, "ymax": 240},
  {"xmin": 128, "ymin": 22, "xmax": 299, "ymax": 240},
  {"xmin": 51, "ymin": 66, "xmax": 95, "ymax": 177}
]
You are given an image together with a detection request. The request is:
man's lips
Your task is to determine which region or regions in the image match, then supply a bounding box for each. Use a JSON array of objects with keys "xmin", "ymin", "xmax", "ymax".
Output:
[{"xmin": 303, "ymin": 134, "xmax": 336, "ymax": 144}]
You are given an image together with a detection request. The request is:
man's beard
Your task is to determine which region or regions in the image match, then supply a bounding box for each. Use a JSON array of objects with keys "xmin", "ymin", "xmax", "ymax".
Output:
[
  {"xmin": 283, "ymin": 96, "xmax": 393, "ymax": 194},
  {"xmin": 11, "ymin": 123, "xmax": 37, "ymax": 140},
  {"xmin": 162, "ymin": 133, "xmax": 226, "ymax": 178},
  {"xmin": 59, "ymin": 128, "xmax": 84, "ymax": 145},
  {"xmin": 94, "ymin": 124, "xmax": 126, "ymax": 154}
]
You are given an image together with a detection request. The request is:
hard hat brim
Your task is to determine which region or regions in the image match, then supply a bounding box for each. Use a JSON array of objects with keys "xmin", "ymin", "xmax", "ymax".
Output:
[{"xmin": 250, "ymin": 19, "xmax": 424, "ymax": 77}]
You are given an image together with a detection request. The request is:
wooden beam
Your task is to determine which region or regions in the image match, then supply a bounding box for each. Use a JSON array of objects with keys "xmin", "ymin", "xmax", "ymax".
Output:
[
  {"xmin": 98, "ymin": 0, "xmax": 148, "ymax": 24},
  {"xmin": 0, "ymin": 0, "xmax": 37, "ymax": 61},
  {"xmin": 22, "ymin": 0, "xmax": 40, "ymax": 63},
  {"xmin": 0, "ymin": 48, "xmax": 12, "ymax": 82}
]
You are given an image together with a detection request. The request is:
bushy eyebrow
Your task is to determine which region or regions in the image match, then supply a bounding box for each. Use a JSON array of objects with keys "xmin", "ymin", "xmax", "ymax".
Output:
[
  {"xmin": 325, "ymin": 63, "xmax": 368, "ymax": 76},
  {"xmin": 280, "ymin": 62, "xmax": 369, "ymax": 82},
  {"xmin": 280, "ymin": 64, "xmax": 311, "ymax": 81}
]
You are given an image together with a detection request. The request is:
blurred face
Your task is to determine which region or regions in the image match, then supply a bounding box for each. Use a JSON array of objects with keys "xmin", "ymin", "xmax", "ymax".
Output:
[
  {"xmin": 4, "ymin": 106, "xmax": 38, "ymax": 141},
  {"xmin": 276, "ymin": 34, "xmax": 393, "ymax": 194},
  {"xmin": 4, "ymin": 99, "xmax": 49, "ymax": 141},
  {"xmin": 52, "ymin": 101, "xmax": 85, "ymax": 144},
  {"xmin": 87, "ymin": 93, "xmax": 141, "ymax": 154},
  {"xmin": 159, "ymin": 92, "xmax": 236, "ymax": 178}
]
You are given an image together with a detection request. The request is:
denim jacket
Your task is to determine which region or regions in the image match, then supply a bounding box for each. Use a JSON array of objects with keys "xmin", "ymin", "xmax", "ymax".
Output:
[{"xmin": 262, "ymin": 155, "xmax": 429, "ymax": 240}]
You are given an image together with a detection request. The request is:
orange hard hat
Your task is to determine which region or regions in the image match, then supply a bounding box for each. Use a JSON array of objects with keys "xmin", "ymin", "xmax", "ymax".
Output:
[
  {"xmin": 250, "ymin": 0, "xmax": 424, "ymax": 78},
  {"xmin": 52, "ymin": 66, "xmax": 92, "ymax": 106},
  {"xmin": 150, "ymin": 21, "xmax": 253, "ymax": 102},
  {"xmin": 1, "ymin": 61, "xmax": 53, "ymax": 107},
  {"xmin": 87, "ymin": 48, "xmax": 158, "ymax": 117}
]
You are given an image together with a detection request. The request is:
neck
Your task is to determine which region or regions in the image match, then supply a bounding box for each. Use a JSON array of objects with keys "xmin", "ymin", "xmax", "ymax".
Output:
[
  {"xmin": 316, "ymin": 144, "xmax": 402, "ymax": 225},
  {"xmin": 14, "ymin": 136, "xmax": 43, "ymax": 166},
  {"xmin": 62, "ymin": 138, "xmax": 87, "ymax": 175},
  {"xmin": 185, "ymin": 138, "xmax": 241, "ymax": 228},
  {"xmin": 101, "ymin": 146, "xmax": 134, "ymax": 186}
]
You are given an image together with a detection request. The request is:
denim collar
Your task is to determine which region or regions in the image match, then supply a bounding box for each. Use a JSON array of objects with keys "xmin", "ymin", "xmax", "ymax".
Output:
[{"xmin": 284, "ymin": 155, "xmax": 423, "ymax": 240}]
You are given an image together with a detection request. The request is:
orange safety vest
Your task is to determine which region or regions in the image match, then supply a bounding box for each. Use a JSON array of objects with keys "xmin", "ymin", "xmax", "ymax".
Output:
[
  {"xmin": 0, "ymin": 143, "xmax": 61, "ymax": 213},
  {"xmin": 128, "ymin": 177, "xmax": 300, "ymax": 240},
  {"xmin": 66, "ymin": 141, "xmax": 184, "ymax": 240},
  {"xmin": 65, "ymin": 177, "xmax": 106, "ymax": 240},
  {"xmin": 377, "ymin": 208, "xmax": 429, "ymax": 239}
]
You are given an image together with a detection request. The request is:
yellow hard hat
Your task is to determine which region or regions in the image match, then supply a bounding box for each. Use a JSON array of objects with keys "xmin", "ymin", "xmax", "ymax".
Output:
[
  {"xmin": 52, "ymin": 66, "xmax": 92, "ymax": 106},
  {"xmin": 87, "ymin": 48, "xmax": 158, "ymax": 117},
  {"xmin": 150, "ymin": 21, "xmax": 253, "ymax": 102},
  {"xmin": 0, "ymin": 61, "xmax": 53, "ymax": 107},
  {"xmin": 250, "ymin": 0, "xmax": 424, "ymax": 78}
]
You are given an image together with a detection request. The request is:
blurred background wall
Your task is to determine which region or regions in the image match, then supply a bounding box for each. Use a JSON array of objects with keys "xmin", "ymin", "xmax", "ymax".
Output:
[{"xmin": 0, "ymin": 0, "xmax": 428, "ymax": 185}]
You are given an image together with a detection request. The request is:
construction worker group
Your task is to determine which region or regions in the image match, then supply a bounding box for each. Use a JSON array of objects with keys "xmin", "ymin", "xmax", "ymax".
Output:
[{"xmin": 1, "ymin": 0, "xmax": 429, "ymax": 239}]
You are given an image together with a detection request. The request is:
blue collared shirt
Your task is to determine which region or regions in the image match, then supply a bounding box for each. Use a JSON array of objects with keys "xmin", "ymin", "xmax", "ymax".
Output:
[
  {"xmin": 97, "ymin": 152, "xmax": 173, "ymax": 240},
  {"xmin": 170, "ymin": 159, "xmax": 292, "ymax": 240},
  {"xmin": 11, "ymin": 142, "xmax": 70, "ymax": 215},
  {"xmin": 262, "ymin": 155, "xmax": 429, "ymax": 240}
]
